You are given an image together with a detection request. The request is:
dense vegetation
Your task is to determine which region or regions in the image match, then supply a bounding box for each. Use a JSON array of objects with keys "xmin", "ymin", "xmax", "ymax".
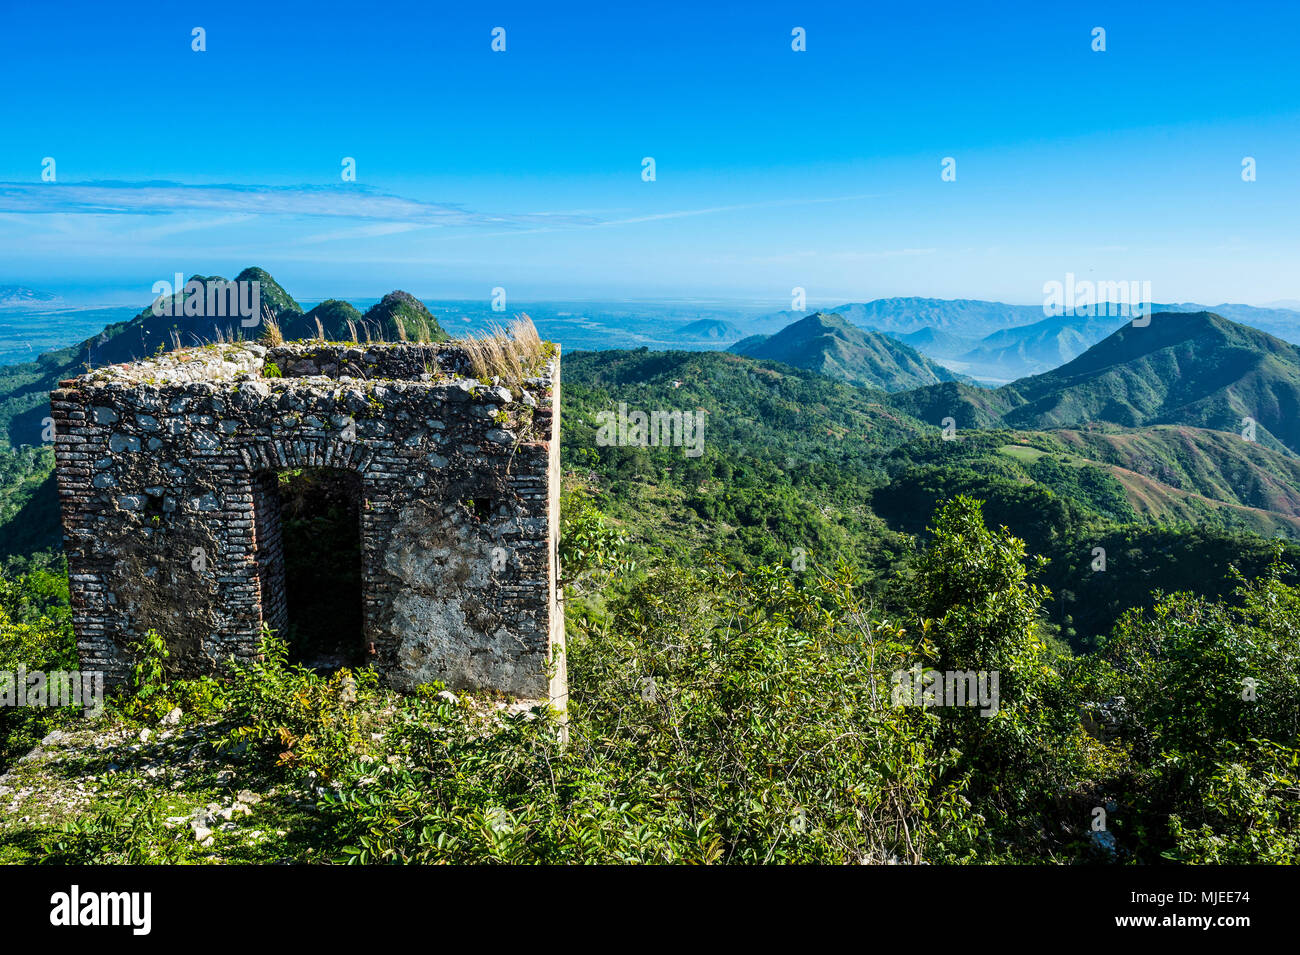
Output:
[
  {"xmin": 561, "ymin": 348, "xmax": 1300, "ymax": 650},
  {"xmin": 0, "ymin": 552, "xmax": 74, "ymax": 768},
  {"xmin": 3, "ymin": 497, "xmax": 1295, "ymax": 864}
]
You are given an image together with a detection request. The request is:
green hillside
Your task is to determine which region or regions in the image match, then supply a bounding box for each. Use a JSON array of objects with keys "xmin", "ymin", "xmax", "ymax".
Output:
[
  {"xmin": 362, "ymin": 290, "xmax": 449, "ymax": 342},
  {"xmin": 883, "ymin": 380, "xmax": 1017, "ymax": 429},
  {"xmin": 1052, "ymin": 425, "xmax": 1300, "ymax": 517},
  {"xmin": 561, "ymin": 349, "xmax": 1300, "ymax": 647},
  {"xmin": 729, "ymin": 311, "xmax": 965, "ymax": 391},
  {"xmin": 289, "ymin": 299, "xmax": 364, "ymax": 340},
  {"xmin": 999, "ymin": 311, "xmax": 1300, "ymax": 454},
  {"xmin": 274, "ymin": 291, "xmax": 448, "ymax": 343},
  {"xmin": 562, "ymin": 347, "xmax": 923, "ymax": 572},
  {"xmin": 236, "ymin": 266, "xmax": 302, "ymax": 314}
]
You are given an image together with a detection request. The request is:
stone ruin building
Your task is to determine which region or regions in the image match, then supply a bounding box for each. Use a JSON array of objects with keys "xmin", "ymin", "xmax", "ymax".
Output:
[{"xmin": 48, "ymin": 339, "xmax": 565, "ymax": 708}]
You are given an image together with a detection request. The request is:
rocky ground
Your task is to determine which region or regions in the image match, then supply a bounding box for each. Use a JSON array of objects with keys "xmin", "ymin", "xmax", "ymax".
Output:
[
  {"xmin": 0, "ymin": 688, "xmax": 547, "ymax": 864},
  {"xmin": 0, "ymin": 711, "xmax": 331, "ymax": 864}
]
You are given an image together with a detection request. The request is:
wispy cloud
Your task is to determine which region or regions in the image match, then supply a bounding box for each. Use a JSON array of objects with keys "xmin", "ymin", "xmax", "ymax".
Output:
[
  {"xmin": 409, "ymin": 193, "xmax": 886, "ymax": 241},
  {"xmin": 0, "ymin": 181, "xmax": 597, "ymax": 228},
  {"xmin": 0, "ymin": 182, "xmax": 880, "ymax": 233},
  {"xmin": 703, "ymin": 247, "xmax": 936, "ymax": 267},
  {"xmin": 599, "ymin": 193, "xmax": 881, "ymax": 226}
]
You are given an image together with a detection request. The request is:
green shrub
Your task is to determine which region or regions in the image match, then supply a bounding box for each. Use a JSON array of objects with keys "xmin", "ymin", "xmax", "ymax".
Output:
[
  {"xmin": 220, "ymin": 630, "xmax": 380, "ymax": 780},
  {"xmin": 0, "ymin": 557, "xmax": 78, "ymax": 768},
  {"xmin": 322, "ymin": 560, "xmax": 982, "ymax": 864},
  {"xmin": 39, "ymin": 782, "xmax": 193, "ymax": 864},
  {"xmin": 1086, "ymin": 552, "xmax": 1300, "ymax": 861},
  {"xmin": 1165, "ymin": 741, "xmax": 1300, "ymax": 863}
]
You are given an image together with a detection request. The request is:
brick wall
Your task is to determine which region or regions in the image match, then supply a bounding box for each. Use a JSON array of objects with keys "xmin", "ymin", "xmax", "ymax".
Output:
[{"xmin": 49, "ymin": 340, "xmax": 563, "ymax": 704}]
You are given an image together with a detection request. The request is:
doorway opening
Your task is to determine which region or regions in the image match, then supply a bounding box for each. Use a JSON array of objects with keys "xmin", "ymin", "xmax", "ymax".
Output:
[{"xmin": 267, "ymin": 467, "xmax": 365, "ymax": 670}]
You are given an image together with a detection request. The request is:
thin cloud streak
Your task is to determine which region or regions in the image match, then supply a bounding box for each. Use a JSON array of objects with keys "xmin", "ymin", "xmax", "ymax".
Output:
[
  {"xmin": 0, "ymin": 183, "xmax": 881, "ymax": 245},
  {"xmin": 0, "ymin": 181, "xmax": 598, "ymax": 228}
]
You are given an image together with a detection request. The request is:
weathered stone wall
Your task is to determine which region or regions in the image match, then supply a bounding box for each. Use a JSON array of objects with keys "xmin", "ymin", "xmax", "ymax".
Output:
[{"xmin": 49, "ymin": 340, "xmax": 563, "ymax": 704}]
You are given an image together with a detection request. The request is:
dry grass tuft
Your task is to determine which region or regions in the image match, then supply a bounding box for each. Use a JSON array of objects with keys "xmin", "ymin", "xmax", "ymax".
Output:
[
  {"xmin": 261, "ymin": 313, "xmax": 284, "ymax": 347},
  {"xmin": 461, "ymin": 314, "xmax": 546, "ymax": 381}
]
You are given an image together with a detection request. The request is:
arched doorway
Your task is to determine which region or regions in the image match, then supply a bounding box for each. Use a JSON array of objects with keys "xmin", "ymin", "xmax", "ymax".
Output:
[{"xmin": 254, "ymin": 467, "xmax": 365, "ymax": 669}]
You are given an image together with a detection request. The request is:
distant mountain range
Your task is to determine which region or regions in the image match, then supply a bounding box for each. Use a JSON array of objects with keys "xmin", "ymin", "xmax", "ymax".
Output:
[
  {"xmin": 760, "ymin": 298, "xmax": 1047, "ymax": 339},
  {"xmin": 676, "ymin": 319, "xmax": 744, "ymax": 342},
  {"xmin": 0, "ymin": 286, "xmax": 60, "ymax": 309},
  {"xmin": 728, "ymin": 312, "xmax": 966, "ymax": 391},
  {"xmin": 930, "ymin": 312, "xmax": 1131, "ymax": 382},
  {"xmin": 890, "ymin": 311, "xmax": 1300, "ymax": 456},
  {"xmin": 751, "ymin": 297, "xmax": 1300, "ymax": 383}
]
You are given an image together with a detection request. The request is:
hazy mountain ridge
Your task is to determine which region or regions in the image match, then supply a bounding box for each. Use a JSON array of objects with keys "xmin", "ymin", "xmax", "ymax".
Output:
[
  {"xmin": 765, "ymin": 297, "xmax": 1300, "ymax": 382},
  {"xmin": 825, "ymin": 298, "xmax": 1048, "ymax": 338},
  {"xmin": 890, "ymin": 326, "xmax": 979, "ymax": 359},
  {"xmin": 728, "ymin": 311, "xmax": 966, "ymax": 392},
  {"xmin": 999, "ymin": 312, "xmax": 1300, "ymax": 454},
  {"xmin": 0, "ymin": 286, "xmax": 61, "ymax": 309},
  {"xmin": 954, "ymin": 312, "xmax": 1130, "ymax": 380},
  {"xmin": 675, "ymin": 319, "xmax": 743, "ymax": 341}
]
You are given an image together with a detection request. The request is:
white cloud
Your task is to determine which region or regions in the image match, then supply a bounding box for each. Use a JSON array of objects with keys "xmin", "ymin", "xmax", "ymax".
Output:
[{"xmin": 0, "ymin": 181, "xmax": 596, "ymax": 228}]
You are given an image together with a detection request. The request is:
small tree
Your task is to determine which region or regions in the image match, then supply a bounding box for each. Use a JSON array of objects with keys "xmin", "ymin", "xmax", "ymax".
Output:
[{"xmin": 903, "ymin": 496, "xmax": 1089, "ymax": 828}]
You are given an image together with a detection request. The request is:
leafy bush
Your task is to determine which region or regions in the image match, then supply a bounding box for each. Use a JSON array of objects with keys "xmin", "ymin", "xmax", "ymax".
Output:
[
  {"xmin": 221, "ymin": 630, "xmax": 380, "ymax": 780},
  {"xmin": 559, "ymin": 483, "xmax": 632, "ymax": 594},
  {"xmin": 112, "ymin": 628, "xmax": 227, "ymax": 725},
  {"xmin": 1084, "ymin": 553, "xmax": 1300, "ymax": 861},
  {"xmin": 1165, "ymin": 740, "xmax": 1300, "ymax": 863},
  {"xmin": 0, "ymin": 555, "xmax": 77, "ymax": 768},
  {"xmin": 323, "ymin": 560, "xmax": 982, "ymax": 864}
]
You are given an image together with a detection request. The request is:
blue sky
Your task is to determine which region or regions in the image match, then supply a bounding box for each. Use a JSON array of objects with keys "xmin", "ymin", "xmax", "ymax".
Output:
[{"xmin": 1, "ymin": 0, "xmax": 1298, "ymax": 305}]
